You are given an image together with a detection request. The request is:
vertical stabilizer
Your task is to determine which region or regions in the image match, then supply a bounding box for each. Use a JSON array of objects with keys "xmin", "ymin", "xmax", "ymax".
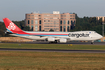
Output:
[{"xmin": 3, "ymin": 18, "xmax": 23, "ymax": 33}]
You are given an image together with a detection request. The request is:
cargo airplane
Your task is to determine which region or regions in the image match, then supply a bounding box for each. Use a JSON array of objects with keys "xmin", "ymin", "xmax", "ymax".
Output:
[{"xmin": 3, "ymin": 18, "xmax": 103, "ymax": 44}]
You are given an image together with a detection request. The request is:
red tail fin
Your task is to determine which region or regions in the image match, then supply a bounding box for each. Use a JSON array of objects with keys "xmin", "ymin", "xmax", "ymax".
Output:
[{"xmin": 3, "ymin": 18, "xmax": 23, "ymax": 33}]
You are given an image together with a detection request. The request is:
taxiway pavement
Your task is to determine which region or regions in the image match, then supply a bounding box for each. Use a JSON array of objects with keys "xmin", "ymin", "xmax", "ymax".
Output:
[
  {"xmin": 0, "ymin": 42, "xmax": 105, "ymax": 53},
  {"xmin": 0, "ymin": 48, "xmax": 105, "ymax": 53}
]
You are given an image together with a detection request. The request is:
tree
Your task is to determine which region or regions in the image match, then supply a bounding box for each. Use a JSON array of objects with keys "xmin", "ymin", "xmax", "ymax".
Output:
[
  {"xmin": 71, "ymin": 15, "xmax": 103, "ymax": 35},
  {"xmin": 49, "ymin": 29, "xmax": 54, "ymax": 32},
  {"xmin": 23, "ymin": 26, "xmax": 31, "ymax": 31}
]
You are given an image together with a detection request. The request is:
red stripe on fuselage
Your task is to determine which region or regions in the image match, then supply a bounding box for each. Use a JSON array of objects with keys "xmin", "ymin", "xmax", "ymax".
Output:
[{"xmin": 15, "ymin": 31, "xmax": 68, "ymax": 36}]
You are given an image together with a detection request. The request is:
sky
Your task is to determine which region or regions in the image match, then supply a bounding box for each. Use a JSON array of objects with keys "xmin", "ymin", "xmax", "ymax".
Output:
[{"xmin": 0, "ymin": 0, "xmax": 105, "ymax": 21}]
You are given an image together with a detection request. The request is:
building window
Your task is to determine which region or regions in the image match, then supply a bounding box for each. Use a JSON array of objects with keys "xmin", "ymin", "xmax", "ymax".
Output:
[
  {"xmin": 35, "ymin": 20, "xmax": 38, "ymax": 24},
  {"xmin": 60, "ymin": 26, "xmax": 62, "ymax": 32},
  {"xmin": 64, "ymin": 26, "xmax": 66, "ymax": 32},
  {"xmin": 35, "ymin": 25, "xmax": 38, "ymax": 31},
  {"xmin": 71, "ymin": 21, "xmax": 75, "ymax": 30},
  {"xmin": 31, "ymin": 20, "xmax": 33, "ymax": 24},
  {"xmin": 39, "ymin": 20, "xmax": 41, "ymax": 24},
  {"xmin": 68, "ymin": 20, "xmax": 69, "ymax": 24},
  {"xmin": 64, "ymin": 20, "xmax": 66, "ymax": 24},
  {"xmin": 39, "ymin": 26, "xmax": 41, "ymax": 31},
  {"xmin": 31, "ymin": 25, "xmax": 33, "ymax": 31},
  {"xmin": 74, "ymin": 21, "xmax": 75, "ymax": 24},
  {"xmin": 64, "ymin": 15, "xmax": 66, "ymax": 17},
  {"xmin": 35, "ymin": 15, "xmax": 38, "ymax": 16},
  {"xmin": 48, "ymin": 20, "xmax": 50, "ymax": 22},
  {"xmin": 71, "ymin": 21, "xmax": 73, "ymax": 25},
  {"xmin": 67, "ymin": 26, "xmax": 69, "ymax": 32},
  {"xmin": 60, "ymin": 20, "xmax": 62, "ymax": 24},
  {"xmin": 28, "ymin": 20, "xmax": 30, "ymax": 24},
  {"xmin": 44, "ymin": 20, "xmax": 46, "ymax": 22}
]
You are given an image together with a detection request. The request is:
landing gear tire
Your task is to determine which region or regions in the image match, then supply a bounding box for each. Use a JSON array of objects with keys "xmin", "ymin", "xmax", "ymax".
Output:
[
  {"xmin": 91, "ymin": 41, "xmax": 94, "ymax": 44},
  {"xmin": 91, "ymin": 42, "xmax": 94, "ymax": 44},
  {"xmin": 54, "ymin": 40, "xmax": 57, "ymax": 44},
  {"xmin": 49, "ymin": 41, "xmax": 58, "ymax": 44}
]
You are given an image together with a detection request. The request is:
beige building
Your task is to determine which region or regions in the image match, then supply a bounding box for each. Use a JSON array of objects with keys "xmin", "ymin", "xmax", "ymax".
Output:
[
  {"xmin": 25, "ymin": 11, "xmax": 76, "ymax": 32},
  {"xmin": 97, "ymin": 16, "xmax": 105, "ymax": 22}
]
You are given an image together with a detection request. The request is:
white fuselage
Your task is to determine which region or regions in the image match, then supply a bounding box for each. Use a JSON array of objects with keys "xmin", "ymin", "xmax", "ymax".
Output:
[{"xmin": 10, "ymin": 31, "xmax": 103, "ymax": 42}]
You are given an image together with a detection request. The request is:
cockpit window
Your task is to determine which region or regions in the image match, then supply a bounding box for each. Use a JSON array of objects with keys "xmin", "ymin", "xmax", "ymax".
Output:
[{"xmin": 89, "ymin": 31, "xmax": 96, "ymax": 34}]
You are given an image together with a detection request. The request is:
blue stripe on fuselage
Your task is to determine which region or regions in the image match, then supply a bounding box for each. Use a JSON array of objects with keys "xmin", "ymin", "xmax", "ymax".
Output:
[{"xmin": 6, "ymin": 28, "xmax": 13, "ymax": 33}]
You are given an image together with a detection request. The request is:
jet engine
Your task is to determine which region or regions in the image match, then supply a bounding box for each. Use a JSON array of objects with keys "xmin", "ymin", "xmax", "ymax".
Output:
[
  {"xmin": 59, "ymin": 38, "xmax": 67, "ymax": 43},
  {"xmin": 47, "ymin": 37, "xmax": 55, "ymax": 42}
]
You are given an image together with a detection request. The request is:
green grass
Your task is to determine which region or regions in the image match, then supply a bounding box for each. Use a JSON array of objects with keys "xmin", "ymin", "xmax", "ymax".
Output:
[
  {"xmin": 0, "ymin": 43, "xmax": 105, "ymax": 70},
  {"xmin": 0, "ymin": 51, "xmax": 105, "ymax": 70},
  {"xmin": 0, "ymin": 43, "xmax": 105, "ymax": 50}
]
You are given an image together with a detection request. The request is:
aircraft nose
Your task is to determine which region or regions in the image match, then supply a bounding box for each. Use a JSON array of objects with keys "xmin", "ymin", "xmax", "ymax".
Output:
[{"xmin": 99, "ymin": 35, "xmax": 103, "ymax": 39}]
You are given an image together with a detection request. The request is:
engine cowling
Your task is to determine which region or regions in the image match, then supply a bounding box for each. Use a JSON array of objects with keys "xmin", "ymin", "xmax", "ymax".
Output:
[
  {"xmin": 59, "ymin": 38, "xmax": 67, "ymax": 43},
  {"xmin": 47, "ymin": 37, "xmax": 55, "ymax": 42}
]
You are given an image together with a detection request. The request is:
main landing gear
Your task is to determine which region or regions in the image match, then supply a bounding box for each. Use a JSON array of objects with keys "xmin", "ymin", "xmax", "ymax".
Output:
[
  {"xmin": 91, "ymin": 41, "xmax": 94, "ymax": 44},
  {"xmin": 49, "ymin": 40, "xmax": 58, "ymax": 44}
]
